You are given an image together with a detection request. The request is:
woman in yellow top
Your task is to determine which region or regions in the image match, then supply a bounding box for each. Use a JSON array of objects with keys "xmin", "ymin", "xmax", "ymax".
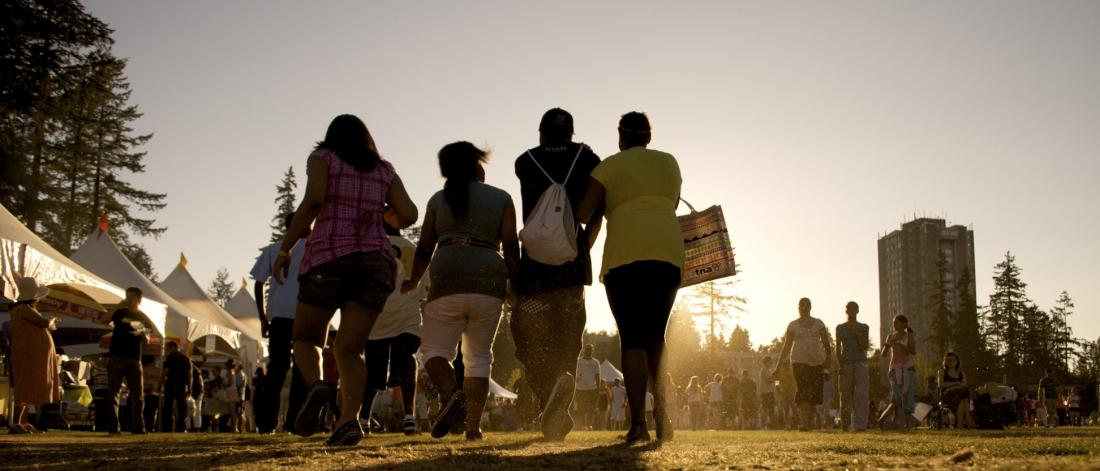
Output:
[{"xmin": 577, "ymin": 111, "xmax": 684, "ymax": 443}]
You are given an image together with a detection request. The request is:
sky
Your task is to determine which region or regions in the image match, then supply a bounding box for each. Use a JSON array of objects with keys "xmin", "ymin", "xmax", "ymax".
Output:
[{"xmin": 83, "ymin": 1, "xmax": 1100, "ymax": 349}]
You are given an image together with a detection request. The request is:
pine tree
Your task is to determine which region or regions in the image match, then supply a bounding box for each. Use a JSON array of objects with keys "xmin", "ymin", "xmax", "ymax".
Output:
[
  {"xmin": 728, "ymin": 325, "xmax": 752, "ymax": 352},
  {"xmin": 0, "ymin": 0, "xmax": 112, "ymax": 231},
  {"xmin": 1, "ymin": 2, "xmax": 164, "ymax": 277},
  {"xmin": 926, "ymin": 252, "xmax": 954, "ymax": 359},
  {"xmin": 207, "ymin": 267, "xmax": 234, "ymax": 308},
  {"xmin": 269, "ymin": 166, "xmax": 297, "ymax": 243},
  {"xmin": 684, "ymin": 279, "xmax": 747, "ymax": 351},
  {"xmin": 952, "ymin": 268, "xmax": 988, "ymax": 380},
  {"xmin": 986, "ymin": 252, "xmax": 1031, "ymax": 380},
  {"xmin": 1049, "ymin": 291, "xmax": 1077, "ymax": 371}
]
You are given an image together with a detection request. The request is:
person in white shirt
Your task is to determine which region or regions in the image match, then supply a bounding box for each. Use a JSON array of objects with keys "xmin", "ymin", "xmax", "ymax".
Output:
[
  {"xmin": 705, "ymin": 374, "xmax": 724, "ymax": 429},
  {"xmin": 251, "ymin": 213, "xmax": 308, "ymax": 434},
  {"xmin": 574, "ymin": 344, "xmax": 602, "ymax": 430},
  {"xmin": 362, "ymin": 226, "xmax": 427, "ymax": 436},
  {"xmin": 773, "ymin": 298, "xmax": 833, "ymax": 431},
  {"xmin": 609, "ymin": 379, "xmax": 627, "ymax": 430}
]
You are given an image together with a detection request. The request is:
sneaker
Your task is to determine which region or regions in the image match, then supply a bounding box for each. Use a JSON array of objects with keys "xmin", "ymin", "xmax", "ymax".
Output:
[
  {"xmin": 403, "ymin": 415, "xmax": 417, "ymax": 436},
  {"xmin": 325, "ymin": 419, "xmax": 365, "ymax": 447},
  {"xmin": 540, "ymin": 373, "xmax": 576, "ymax": 441},
  {"xmin": 294, "ymin": 381, "xmax": 331, "ymax": 437},
  {"xmin": 431, "ymin": 390, "xmax": 467, "ymax": 439}
]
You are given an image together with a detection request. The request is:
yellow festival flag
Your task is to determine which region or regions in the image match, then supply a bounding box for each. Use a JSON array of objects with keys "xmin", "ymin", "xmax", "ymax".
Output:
[{"xmin": 180, "ymin": 252, "xmax": 188, "ymax": 268}]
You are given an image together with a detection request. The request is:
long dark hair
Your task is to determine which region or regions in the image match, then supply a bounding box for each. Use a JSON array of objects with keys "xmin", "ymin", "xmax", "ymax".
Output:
[
  {"xmin": 438, "ymin": 141, "xmax": 488, "ymax": 221},
  {"xmin": 316, "ymin": 114, "xmax": 381, "ymax": 172},
  {"xmin": 942, "ymin": 352, "xmax": 962, "ymax": 371}
]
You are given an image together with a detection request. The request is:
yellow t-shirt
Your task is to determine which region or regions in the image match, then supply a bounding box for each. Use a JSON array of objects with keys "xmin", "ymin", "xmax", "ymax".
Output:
[{"xmin": 590, "ymin": 146, "xmax": 685, "ymax": 280}]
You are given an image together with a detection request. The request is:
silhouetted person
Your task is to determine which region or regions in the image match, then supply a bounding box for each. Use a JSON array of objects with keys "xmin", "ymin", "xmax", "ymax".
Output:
[
  {"xmin": 106, "ymin": 287, "xmax": 150, "ymax": 434},
  {"xmin": 273, "ymin": 114, "xmax": 418, "ymax": 446},
  {"xmin": 403, "ymin": 141, "xmax": 520, "ymax": 441},
  {"xmin": 251, "ymin": 212, "xmax": 308, "ymax": 434},
  {"xmin": 161, "ymin": 341, "xmax": 192, "ymax": 432},
  {"xmin": 773, "ymin": 298, "xmax": 832, "ymax": 431},
  {"xmin": 512, "ymin": 108, "xmax": 603, "ymax": 441},
  {"xmin": 577, "ymin": 111, "xmax": 684, "ymax": 442},
  {"xmin": 836, "ymin": 301, "xmax": 870, "ymax": 431}
]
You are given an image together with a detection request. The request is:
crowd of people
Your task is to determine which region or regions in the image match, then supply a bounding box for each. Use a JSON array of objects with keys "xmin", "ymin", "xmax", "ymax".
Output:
[{"xmin": 2, "ymin": 108, "xmax": 1095, "ymax": 449}]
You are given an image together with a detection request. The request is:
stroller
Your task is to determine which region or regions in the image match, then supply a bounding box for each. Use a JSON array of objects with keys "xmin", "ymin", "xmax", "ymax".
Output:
[{"xmin": 973, "ymin": 383, "xmax": 1018, "ymax": 430}]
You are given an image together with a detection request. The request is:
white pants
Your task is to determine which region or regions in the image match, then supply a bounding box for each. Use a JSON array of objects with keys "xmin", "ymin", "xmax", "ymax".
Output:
[{"xmin": 421, "ymin": 293, "xmax": 503, "ymax": 378}]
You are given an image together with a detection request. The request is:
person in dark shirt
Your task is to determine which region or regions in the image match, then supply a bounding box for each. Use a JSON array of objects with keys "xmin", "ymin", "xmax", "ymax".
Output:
[
  {"xmin": 161, "ymin": 341, "xmax": 192, "ymax": 432},
  {"xmin": 511, "ymin": 108, "xmax": 603, "ymax": 441},
  {"xmin": 105, "ymin": 287, "xmax": 150, "ymax": 434}
]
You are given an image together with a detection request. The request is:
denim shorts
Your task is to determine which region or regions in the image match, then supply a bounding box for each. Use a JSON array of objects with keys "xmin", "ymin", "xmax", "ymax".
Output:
[{"xmin": 297, "ymin": 251, "xmax": 394, "ymax": 312}]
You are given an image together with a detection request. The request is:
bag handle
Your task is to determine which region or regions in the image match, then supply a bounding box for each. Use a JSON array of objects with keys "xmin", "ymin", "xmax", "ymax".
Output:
[{"xmin": 679, "ymin": 197, "xmax": 698, "ymax": 213}]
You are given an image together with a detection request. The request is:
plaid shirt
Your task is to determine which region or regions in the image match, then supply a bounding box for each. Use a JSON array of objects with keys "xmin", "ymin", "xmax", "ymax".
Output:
[{"xmin": 300, "ymin": 148, "xmax": 396, "ymax": 274}]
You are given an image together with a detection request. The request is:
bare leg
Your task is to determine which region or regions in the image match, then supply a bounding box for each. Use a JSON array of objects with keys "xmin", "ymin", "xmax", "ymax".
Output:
[
  {"xmin": 292, "ymin": 302, "xmax": 337, "ymax": 385},
  {"xmin": 333, "ymin": 300, "xmax": 381, "ymax": 428}
]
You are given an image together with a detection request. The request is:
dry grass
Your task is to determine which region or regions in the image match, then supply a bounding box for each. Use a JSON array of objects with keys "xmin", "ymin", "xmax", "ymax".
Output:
[{"xmin": 2, "ymin": 427, "xmax": 1099, "ymax": 470}]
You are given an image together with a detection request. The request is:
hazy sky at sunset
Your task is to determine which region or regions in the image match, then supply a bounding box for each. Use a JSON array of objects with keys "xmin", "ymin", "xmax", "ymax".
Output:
[{"xmin": 84, "ymin": 1, "xmax": 1100, "ymax": 347}]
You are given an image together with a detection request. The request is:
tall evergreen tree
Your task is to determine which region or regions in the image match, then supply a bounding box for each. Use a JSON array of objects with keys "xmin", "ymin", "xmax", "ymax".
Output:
[
  {"xmin": 207, "ymin": 267, "xmax": 234, "ymax": 308},
  {"xmin": 926, "ymin": 252, "xmax": 954, "ymax": 359},
  {"xmin": 1049, "ymin": 291, "xmax": 1077, "ymax": 371},
  {"xmin": 269, "ymin": 166, "xmax": 297, "ymax": 243},
  {"xmin": 727, "ymin": 325, "xmax": 752, "ymax": 352},
  {"xmin": 952, "ymin": 268, "xmax": 988, "ymax": 380},
  {"xmin": 1, "ymin": 1, "xmax": 164, "ymax": 277},
  {"xmin": 0, "ymin": 0, "xmax": 112, "ymax": 230},
  {"xmin": 986, "ymin": 252, "xmax": 1030, "ymax": 379},
  {"xmin": 684, "ymin": 279, "xmax": 747, "ymax": 351}
]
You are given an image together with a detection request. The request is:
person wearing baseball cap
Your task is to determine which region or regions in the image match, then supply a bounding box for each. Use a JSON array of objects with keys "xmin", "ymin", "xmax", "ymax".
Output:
[
  {"xmin": 512, "ymin": 108, "xmax": 603, "ymax": 440},
  {"xmin": 7, "ymin": 276, "xmax": 60, "ymax": 434}
]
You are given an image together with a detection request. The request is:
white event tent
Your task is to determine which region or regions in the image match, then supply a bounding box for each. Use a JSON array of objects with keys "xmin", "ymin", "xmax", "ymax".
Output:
[
  {"xmin": 225, "ymin": 283, "xmax": 268, "ymax": 363},
  {"xmin": 0, "ymin": 203, "xmax": 166, "ymax": 336},
  {"xmin": 71, "ymin": 230, "xmax": 240, "ymax": 353},
  {"xmin": 159, "ymin": 258, "xmax": 264, "ymax": 368},
  {"xmin": 600, "ymin": 360, "xmax": 624, "ymax": 383}
]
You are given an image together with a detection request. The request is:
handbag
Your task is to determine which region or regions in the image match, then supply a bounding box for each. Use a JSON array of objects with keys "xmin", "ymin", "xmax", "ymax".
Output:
[{"xmin": 678, "ymin": 200, "xmax": 737, "ymax": 288}]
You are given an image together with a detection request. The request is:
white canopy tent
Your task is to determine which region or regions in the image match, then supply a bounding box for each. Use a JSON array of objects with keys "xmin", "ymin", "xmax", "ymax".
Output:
[
  {"xmin": 225, "ymin": 284, "xmax": 268, "ymax": 363},
  {"xmin": 489, "ymin": 378, "xmax": 518, "ymax": 399},
  {"xmin": 71, "ymin": 230, "xmax": 240, "ymax": 352},
  {"xmin": 600, "ymin": 360, "xmax": 624, "ymax": 383},
  {"xmin": 0, "ymin": 203, "xmax": 166, "ymax": 336},
  {"xmin": 159, "ymin": 258, "xmax": 264, "ymax": 371}
]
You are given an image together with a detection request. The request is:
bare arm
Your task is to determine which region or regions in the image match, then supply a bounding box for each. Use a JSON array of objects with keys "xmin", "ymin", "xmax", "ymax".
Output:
[
  {"xmin": 402, "ymin": 207, "xmax": 438, "ymax": 293},
  {"xmin": 275, "ymin": 154, "xmax": 326, "ymax": 283},
  {"xmin": 820, "ymin": 325, "xmax": 833, "ymax": 366},
  {"xmin": 500, "ymin": 201, "xmax": 520, "ymax": 305},
  {"xmin": 575, "ymin": 179, "xmax": 605, "ymax": 225},
  {"xmin": 772, "ymin": 330, "xmax": 793, "ymax": 378},
  {"xmin": 253, "ymin": 280, "xmax": 269, "ymax": 339},
  {"xmin": 385, "ymin": 175, "xmax": 418, "ymax": 229}
]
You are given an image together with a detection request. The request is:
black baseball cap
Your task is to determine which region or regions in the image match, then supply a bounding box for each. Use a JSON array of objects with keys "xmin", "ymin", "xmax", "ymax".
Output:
[{"xmin": 539, "ymin": 108, "xmax": 574, "ymax": 135}]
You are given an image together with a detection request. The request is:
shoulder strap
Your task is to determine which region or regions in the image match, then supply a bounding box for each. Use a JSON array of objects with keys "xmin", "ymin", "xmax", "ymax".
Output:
[
  {"xmin": 525, "ymin": 150, "xmax": 557, "ymax": 184},
  {"xmin": 562, "ymin": 144, "xmax": 585, "ymax": 185},
  {"xmin": 525, "ymin": 144, "xmax": 586, "ymax": 186}
]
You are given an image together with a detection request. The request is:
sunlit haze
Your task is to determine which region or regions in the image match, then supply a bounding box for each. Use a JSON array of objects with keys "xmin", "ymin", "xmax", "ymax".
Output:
[{"xmin": 85, "ymin": 1, "xmax": 1100, "ymax": 348}]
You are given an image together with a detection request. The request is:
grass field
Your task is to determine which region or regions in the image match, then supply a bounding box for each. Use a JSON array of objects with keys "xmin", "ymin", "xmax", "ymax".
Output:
[{"xmin": 2, "ymin": 427, "xmax": 1099, "ymax": 470}]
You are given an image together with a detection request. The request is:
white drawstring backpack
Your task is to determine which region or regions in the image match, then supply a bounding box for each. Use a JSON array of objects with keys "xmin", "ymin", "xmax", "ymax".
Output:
[{"xmin": 518, "ymin": 145, "xmax": 584, "ymax": 265}]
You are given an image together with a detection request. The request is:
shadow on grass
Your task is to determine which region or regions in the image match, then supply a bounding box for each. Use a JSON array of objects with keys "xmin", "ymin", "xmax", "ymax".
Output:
[
  {"xmin": 365, "ymin": 439, "xmax": 663, "ymax": 470},
  {"xmin": 0, "ymin": 434, "xmax": 303, "ymax": 470}
]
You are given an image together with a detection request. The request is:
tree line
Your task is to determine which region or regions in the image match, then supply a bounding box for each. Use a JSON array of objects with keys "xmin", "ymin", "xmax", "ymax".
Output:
[{"xmin": 1, "ymin": 0, "xmax": 164, "ymax": 277}]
